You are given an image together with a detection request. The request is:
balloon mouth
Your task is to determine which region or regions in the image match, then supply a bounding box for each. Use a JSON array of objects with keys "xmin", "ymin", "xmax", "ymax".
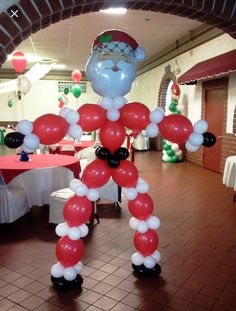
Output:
[{"xmin": 112, "ymin": 65, "xmax": 120, "ymax": 72}]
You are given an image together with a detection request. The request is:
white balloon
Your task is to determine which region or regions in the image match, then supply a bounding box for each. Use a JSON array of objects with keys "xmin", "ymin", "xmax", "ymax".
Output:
[
  {"xmin": 70, "ymin": 179, "xmax": 81, "ymax": 191},
  {"xmin": 147, "ymin": 216, "xmax": 160, "ymax": 230},
  {"xmin": 79, "ymin": 224, "xmax": 89, "ymax": 237},
  {"xmin": 68, "ymin": 124, "xmax": 83, "ymax": 140},
  {"xmin": 65, "ymin": 110, "xmax": 80, "ymax": 125},
  {"xmin": 146, "ymin": 123, "xmax": 159, "ymax": 138},
  {"xmin": 23, "ymin": 134, "xmax": 39, "ymax": 150},
  {"xmin": 59, "ymin": 107, "xmax": 71, "ymax": 118},
  {"xmin": 73, "ymin": 261, "xmax": 83, "ymax": 273},
  {"xmin": 188, "ymin": 132, "xmax": 204, "ymax": 146},
  {"xmin": 136, "ymin": 179, "xmax": 149, "ymax": 193},
  {"xmin": 143, "ymin": 256, "xmax": 156, "ymax": 269},
  {"xmin": 194, "ymin": 120, "xmax": 208, "ymax": 134},
  {"xmin": 63, "ymin": 267, "xmax": 77, "ymax": 281},
  {"xmin": 87, "ymin": 188, "xmax": 100, "ymax": 201},
  {"xmin": 152, "ymin": 250, "xmax": 161, "ymax": 263},
  {"xmin": 51, "ymin": 263, "xmax": 64, "ymax": 278},
  {"xmin": 149, "ymin": 110, "xmax": 164, "ymax": 124},
  {"xmin": 55, "ymin": 223, "xmax": 68, "ymax": 237},
  {"xmin": 21, "ymin": 144, "xmax": 35, "ymax": 153},
  {"xmin": 129, "ymin": 217, "xmax": 138, "ymax": 230},
  {"xmin": 112, "ymin": 96, "xmax": 127, "ymax": 109},
  {"xmin": 63, "ymin": 96, "xmax": 69, "ymax": 105},
  {"xmin": 68, "ymin": 227, "xmax": 81, "ymax": 240},
  {"xmin": 156, "ymin": 107, "xmax": 165, "ymax": 116},
  {"xmin": 100, "ymin": 97, "xmax": 113, "ymax": 110},
  {"xmin": 16, "ymin": 119, "xmax": 33, "ymax": 135},
  {"xmin": 75, "ymin": 183, "xmax": 88, "ymax": 196},
  {"xmin": 131, "ymin": 252, "xmax": 144, "ymax": 265},
  {"xmin": 106, "ymin": 108, "xmax": 120, "ymax": 121},
  {"xmin": 125, "ymin": 188, "xmax": 138, "ymax": 201},
  {"xmin": 137, "ymin": 221, "xmax": 149, "ymax": 233},
  {"xmin": 176, "ymin": 150, "xmax": 183, "ymax": 159},
  {"xmin": 177, "ymin": 104, "xmax": 185, "ymax": 112},
  {"xmin": 185, "ymin": 141, "xmax": 200, "ymax": 152},
  {"xmin": 171, "ymin": 143, "xmax": 179, "ymax": 152},
  {"xmin": 162, "ymin": 154, "xmax": 171, "ymax": 161},
  {"xmin": 16, "ymin": 75, "xmax": 31, "ymax": 94}
]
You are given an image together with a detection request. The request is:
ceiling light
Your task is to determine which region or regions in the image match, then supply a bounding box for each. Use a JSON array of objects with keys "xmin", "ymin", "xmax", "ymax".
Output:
[
  {"xmin": 53, "ymin": 64, "xmax": 67, "ymax": 70},
  {"xmin": 7, "ymin": 54, "xmax": 40, "ymax": 62},
  {"xmin": 100, "ymin": 7, "xmax": 127, "ymax": 14}
]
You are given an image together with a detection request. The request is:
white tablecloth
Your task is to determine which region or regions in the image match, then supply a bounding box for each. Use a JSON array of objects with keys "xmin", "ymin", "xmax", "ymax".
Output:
[
  {"xmin": 223, "ymin": 156, "xmax": 236, "ymax": 190},
  {"xmin": 8, "ymin": 167, "xmax": 74, "ymax": 207}
]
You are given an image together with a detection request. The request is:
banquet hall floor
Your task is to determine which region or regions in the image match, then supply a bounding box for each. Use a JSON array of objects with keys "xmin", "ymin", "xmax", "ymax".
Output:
[{"xmin": 0, "ymin": 151, "xmax": 236, "ymax": 311}]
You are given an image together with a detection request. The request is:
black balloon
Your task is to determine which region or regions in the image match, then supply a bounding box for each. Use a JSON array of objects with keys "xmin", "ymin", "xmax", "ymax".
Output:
[
  {"xmin": 107, "ymin": 156, "xmax": 120, "ymax": 168},
  {"xmin": 202, "ymin": 132, "xmax": 216, "ymax": 147},
  {"xmin": 115, "ymin": 147, "xmax": 129, "ymax": 160},
  {"xmin": 132, "ymin": 263, "xmax": 161, "ymax": 277},
  {"xmin": 97, "ymin": 147, "xmax": 111, "ymax": 160},
  {"xmin": 73, "ymin": 274, "xmax": 83, "ymax": 288},
  {"xmin": 4, "ymin": 132, "xmax": 24, "ymax": 149},
  {"xmin": 51, "ymin": 276, "xmax": 70, "ymax": 290},
  {"xmin": 95, "ymin": 147, "xmax": 102, "ymax": 157}
]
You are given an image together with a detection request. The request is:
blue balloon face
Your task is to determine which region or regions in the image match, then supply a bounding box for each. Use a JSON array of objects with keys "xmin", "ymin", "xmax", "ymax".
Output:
[{"xmin": 86, "ymin": 52, "xmax": 137, "ymax": 98}]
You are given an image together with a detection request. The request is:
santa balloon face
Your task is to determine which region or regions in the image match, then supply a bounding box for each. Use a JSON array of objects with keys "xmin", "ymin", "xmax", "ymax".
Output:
[{"xmin": 86, "ymin": 51, "xmax": 137, "ymax": 98}]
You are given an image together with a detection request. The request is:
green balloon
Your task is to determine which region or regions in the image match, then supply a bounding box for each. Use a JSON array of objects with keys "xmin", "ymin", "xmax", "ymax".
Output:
[
  {"xmin": 163, "ymin": 144, "xmax": 171, "ymax": 151},
  {"xmin": 8, "ymin": 100, "xmax": 13, "ymax": 108},
  {"xmin": 176, "ymin": 109, "xmax": 181, "ymax": 114},
  {"xmin": 64, "ymin": 87, "xmax": 69, "ymax": 95},
  {"xmin": 167, "ymin": 149, "xmax": 175, "ymax": 157},
  {"xmin": 58, "ymin": 95, "xmax": 62, "ymax": 101},
  {"xmin": 171, "ymin": 99, "xmax": 178, "ymax": 106},
  {"xmin": 169, "ymin": 103, "xmax": 177, "ymax": 112},
  {"xmin": 171, "ymin": 155, "xmax": 179, "ymax": 162},
  {"xmin": 72, "ymin": 85, "xmax": 82, "ymax": 98}
]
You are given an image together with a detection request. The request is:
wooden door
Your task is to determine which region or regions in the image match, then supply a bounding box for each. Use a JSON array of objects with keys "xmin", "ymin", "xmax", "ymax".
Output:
[{"xmin": 203, "ymin": 80, "xmax": 226, "ymax": 173}]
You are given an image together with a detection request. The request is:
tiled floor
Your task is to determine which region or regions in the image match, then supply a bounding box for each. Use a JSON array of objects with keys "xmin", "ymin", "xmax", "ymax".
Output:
[{"xmin": 0, "ymin": 151, "xmax": 236, "ymax": 311}]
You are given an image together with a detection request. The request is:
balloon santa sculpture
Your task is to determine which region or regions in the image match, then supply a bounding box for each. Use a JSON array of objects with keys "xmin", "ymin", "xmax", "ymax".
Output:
[{"xmin": 5, "ymin": 30, "xmax": 215, "ymax": 289}]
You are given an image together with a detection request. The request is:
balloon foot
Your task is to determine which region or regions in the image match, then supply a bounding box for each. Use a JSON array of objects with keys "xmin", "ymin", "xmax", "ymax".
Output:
[
  {"xmin": 51, "ymin": 274, "xmax": 83, "ymax": 290},
  {"xmin": 132, "ymin": 263, "xmax": 161, "ymax": 278}
]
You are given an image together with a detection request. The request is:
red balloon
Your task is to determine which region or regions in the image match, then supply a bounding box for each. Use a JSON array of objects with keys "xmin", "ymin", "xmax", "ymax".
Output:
[
  {"xmin": 71, "ymin": 69, "xmax": 82, "ymax": 83},
  {"xmin": 159, "ymin": 115, "xmax": 193, "ymax": 144},
  {"xmin": 99, "ymin": 120, "xmax": 126, "ymax": 153},
  {"xmin": 59, "ymin": 100, "xmax": 64, "ymax": 108},
  {"xmin": 33, "ymin": 114, "xmax": 69, "ymax": 145},
  {"xmin": 11, "ymin": 51, "xmax": 27, "ymax": 73},
  {"xmin": 120, "ymin": 102, "xmax": 150, "ymax": 131},
  {"xmin": 63, "ymin": 195, "xmax": 92, "ymax": 227},
  {"xmin": 171, "ymin": 83, "xmax": 180, "ymax": 96},
  {"xmin": 78, "ymin": 104, "xmax": 106, "ymax": 131},
  {"xmin": 134, "ymin": 229, "xmax": 159, "ymax": 256},
  {"xmin": 128, "ymin": 193, "xmax": 153, "ymax": 220},
  {"xmin": 56, "ymin": 236, "xmax": 84, "ymax": 267},
  {"xmin": 82, "ymin": 159, "xmax": 111, "ymax": 188},
  {"xmin": 111, "ymin": 160, "xmax": 138, "ymax": 188}
]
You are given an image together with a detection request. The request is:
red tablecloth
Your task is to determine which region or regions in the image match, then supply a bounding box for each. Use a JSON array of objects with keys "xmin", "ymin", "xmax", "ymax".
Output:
[
  {"xmin": 0, "ymin": 154, "xmax": 81, "ymax": 184},
  {"xmin": 49, "ymin": 140, "xmax": 95, "ymax": 154}
]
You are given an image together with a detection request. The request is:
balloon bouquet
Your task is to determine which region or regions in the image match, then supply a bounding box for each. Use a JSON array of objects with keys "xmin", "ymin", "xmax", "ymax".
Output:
[{"xmin": 4, "ymin": 30, "xmax": 216, "ymax": 289}]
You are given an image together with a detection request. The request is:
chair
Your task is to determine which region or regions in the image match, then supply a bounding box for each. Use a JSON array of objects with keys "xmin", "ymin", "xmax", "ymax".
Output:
[{"xmin": 0, "ymin": 171, "xmax": 29, "ymax": 223}]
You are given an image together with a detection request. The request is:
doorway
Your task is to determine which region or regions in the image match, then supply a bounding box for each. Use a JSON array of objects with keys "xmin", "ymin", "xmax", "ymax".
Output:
[{"xmin": 202, "ymin": 78, "xmax": 227, "ymax": 173}]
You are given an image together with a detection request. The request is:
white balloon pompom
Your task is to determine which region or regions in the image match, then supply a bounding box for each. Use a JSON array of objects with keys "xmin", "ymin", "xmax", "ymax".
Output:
[
  {"xmin": 112, "ymin": 97, "xmax": 127, "ymax": 109},
  {"xmin": 67, "ymin": 124, "xmax": 83, "ymax": 140},
  {"xmin": 73, "ymin": 261, "xmax": 83, "ymax": 273},
  {"xmin": 106, "ymin": 108, "xmax": 120, "ymax": 121},
  {"xmin": 185, "ymin": 141, "xmax": 200, "ymax": 152},
  {"xmin": 188, "ymin": 132, "xmax": 204, "ymax": 146},
  {"xmin": 193, "ymin": 120, "xmax": 208, "ymax": 134},
  {"xmin": 87, "ymin": 188, "xmax": 100, "ymax": 201},
  {"xmin": 146, "ymin": 123, "xmax": 159, "ymax": 138},
  {"xmin": 147, "ymin": 216, "xmax": 160, "ymax": 230},
  {"xmin": 171, "ymin": 143, "xmax": 179, "ymax": 152},
  {"xmin": 143, "ymin": 256, "xmax": 156, "ymax": 269},
  {"xmin": 75, "ymin": 183, "xmax": 88, "ymax": 197},
  {"xmin": 70, "ymin": 179, "xmax": 81, "ymax": 192},
  {"xmin": 59, "ymin": 107, "xmax": 71, "ymax": 118},
  {"xmin": 16, "ymin": 119, "xmax": 33, "ymax": 135},
  {"xmin": 65, "ymin": 110, "xmax": 80, "ymax": 125},
  {"xmin": 125, "ymin": 187, "xmax": 138, "ymax": 201},
  {"xmin": 23, "ymin": 134, "xmax": 39, "ymax": 150},
  {"xmin": 152, "ymin": 250, "xmax": 161, "ymax": 263},
  {"xmin": 100, "ymin": 97, "xmax": 113, "ymax": 110},
  {"xmin": 55, "ymin": 223, "xmax": 69, "ymax": 237},
  {"xmin": 21, "ymin": 144, "xmax": 35, "ymax": 153},
  {"xmin": 63, "ymin": 267, "xmax": 77, "ymax": 281},
  {"xmin": 79, "ymin": 224, "xmax": 89, "ymax": 237},
  {"xmin": 131, "ymin": 252, "xmax": 144, "ymax": 266},
  {"xmin": 129, "ymin": 217, "xmax": 138, "ymax": 230},
  {"xmin": 137, "ymin": 221, "xmax": 149, "ymax": 233},
  {"xmin": 134, "ymin": 47, "xmax": 147, "ymax": 62},
  {"xmin": 136, "ymin": 179, "xmax": 149, "ymax": 193},
  {"xmin": 162, "ymin": 154, "xmax": 171, "ymax": 162},
  {"xmin": 150, "ymin": 109, "xmax": 164, "ymax": 124},
  {"xmin": 177, "ymin": 104, "xmax": 185, "ymax": 112},
  {"xmin": 68, "ymin": 227, "xmax": 81, "ymax": 240},
  {"xmin": 51, "ymin": 263, "xmax": 64, "ymax": 278}
]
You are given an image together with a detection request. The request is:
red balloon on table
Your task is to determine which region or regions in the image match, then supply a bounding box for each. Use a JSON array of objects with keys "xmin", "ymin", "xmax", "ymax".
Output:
[
  {"xmin": 111, "ymin": 160, "xmax": 138, "ymax": 188},
  {"xmin": 33, "ymin": 114, "xmax": 69, "ymax": 145},
  {"xmin": 11, "ymin": 51, "xmax": 27, "ymax": 73},
  {"xmin": 56, "ymin": 236, "xmax": 84, "ymax": 267},
  {"xmin": 134, "ymin": 229, "xmax": 159, "ymax": 256},
  {"xmin": 99, "ymin": 120, "xmax": 126, "ymax": 153},
  {"xmin": 158, "ymin": 114, "xmax": 193, "ymax": 144},
  {"xmin": 120, "ymin": 102, "xmax": 150, "ymax": 131},
  {"xmin": 63, "ymin": 195, "xmax": 92, "ymax": 227},
  {"xmin": 82, "ymin": 159, "xmax": 111, "ymax": 188},
  {"xmin": 128, "ymin": 193, "xmax": 153, "ymax": 220},
  {"xmin": 71, "ymin": 69, "xmax": 82, "ymax": 83},
  {"xmin": 78, "ymin": 104, "xmax": 106, "ymax": 131}
]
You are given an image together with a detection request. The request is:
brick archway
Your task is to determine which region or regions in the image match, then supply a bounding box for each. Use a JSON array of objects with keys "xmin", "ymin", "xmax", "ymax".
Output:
[{"xmin": 1, "ymin": 0, "xmax": 236, "ymax": 65}]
